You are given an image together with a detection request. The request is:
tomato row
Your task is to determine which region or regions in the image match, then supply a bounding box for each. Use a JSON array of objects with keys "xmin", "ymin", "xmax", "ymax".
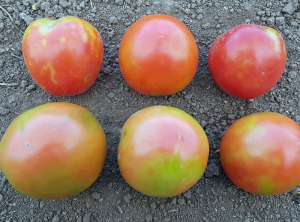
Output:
[
  {"xmin": 22, "ymin": 15, "xmax": 286, "ymax": 99},
  {"xmin": 0, "ymin": 14, "xmax": 296, "ymax": 200},
  {"xmin": 1, "ymin": 103, "xmax": 300, "ymax": 199}
]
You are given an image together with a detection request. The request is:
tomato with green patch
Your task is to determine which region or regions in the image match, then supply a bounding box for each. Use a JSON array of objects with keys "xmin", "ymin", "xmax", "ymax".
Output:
[
  {"xmin": 22, "ymin": 16, "xmax": 103, "ymax": 96},
  {"xmin": 118, "ymin": 14, "xmax": 199, "ymax": 96},
  {"xmin": 208, "ymin": 24, "xmax": 286, "ymax": 99},
  {"xmin": 220, "ymin": 112, "xmax": 300, "ymax": 195},
  {"xmin": 0, "ymin": 102, "xmax": 107, "ymax": 199},
  {"xmin": 118, "ymin": 106, "xmax": 209, "ymax": 197}
]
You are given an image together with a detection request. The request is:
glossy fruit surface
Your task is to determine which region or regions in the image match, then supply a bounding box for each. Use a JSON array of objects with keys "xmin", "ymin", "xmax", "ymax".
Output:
[
  {"xmin": 119, "ymin": 14, "xmax": 199, "ymax": 96},
  {"xmin": 0, "ymin": 102, "xmax": 107, "ymax": 199},
  {"xmin": 220, "ymin": 112, "xmax": 300, "ymax": 195},
  {"xmin": 208, "ymin": 24, "xmax": 286, "ymax": 99},
  {"xmin": 118, "ymin": 106, "xmax": 209, "ymax": 197},
  {"xmin": 22, "ymin": 16, "xmax": 103, "ymax": 96}
]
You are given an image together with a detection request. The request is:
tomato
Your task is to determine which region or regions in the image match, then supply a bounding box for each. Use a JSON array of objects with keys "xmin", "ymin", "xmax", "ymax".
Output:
[
  {"xmin": 22, "ymin": 16, "xmax": 103, "ymax": 96},
  {"xmin": 118, "ymin": 15, "xmax": 199, "ymax": 96},
  {"xmin": 220, "ymin": 112, "xmax": 300, "ymax": 195},
  {"xmin": 208, "ymin": 24, "xmax": 286, "ymax": 99},
  {"xmin": 118, "ymin": 106, "xmax": 209, "ymax": 197},
  {"xmin": 0, "ymin": 102, "xmax": 107, "ymax": 199}
]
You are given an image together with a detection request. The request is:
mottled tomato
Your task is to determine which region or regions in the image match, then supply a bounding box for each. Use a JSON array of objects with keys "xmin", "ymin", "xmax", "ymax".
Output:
[
  {"xmin": 118, "ymin": 15, "xmax": 199, "ymax": 96},
  {"xmin": 118, "ymin": 106, "xmax": 209, "ymax": 197},
  {"xmin": 22, "ymin": 16, "xmax": 103, "ymax": 96},
  {"xmin": 220, "ymin": 112, "xmax": 300, "ymax": 195},
  {"xmin": 0, "ymin": 102, "xmax": 107, "ymax": 199},
  {"xmin": 208, "ymin": 24, "xmax": 286, "ymax": 99}
]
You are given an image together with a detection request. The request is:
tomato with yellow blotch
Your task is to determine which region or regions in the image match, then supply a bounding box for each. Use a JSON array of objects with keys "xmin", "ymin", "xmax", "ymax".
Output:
[
  {"xmin": 22, "ymin": 16, "xmax": 103, "ymax": 96},
  {"xmin": 208, "ymin": 24, "xmax": 286, "ymax": 99},
  {"xmin": 220, "ymin": 112, "xmax": 300, "ymax": 195},
  {"xmin": 118, "ymin": 106, "xmax": 209, "ymax": 197},
  {"xmin": 0, "ymin": 102, "xmax": 107, "ymax": 199},
  {"xmin": 118, "ymin": 14, "xmax": 199, "ymax": 96}
]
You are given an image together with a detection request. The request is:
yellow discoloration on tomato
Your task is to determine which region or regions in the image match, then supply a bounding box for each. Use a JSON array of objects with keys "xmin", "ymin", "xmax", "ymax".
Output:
[
  {"xmin": 220, "ymin": 112, "xmax": 300, "ymax": 195},
  {"xmin": 118, "ymin": 106, "xmax": 209, "ymax": 197},
  {"xmin": 0, "ymin": 102, "xmax": 107, "ymax": 199},
  {"xmin": 42, "ymin": 39, "xmax": 47, "ymax": 46},
  {"xmin": 22, "ymin": 16, "xmax": 103, "ymax": 96},
  {"xmin": 265, "ymin": 28, "xmax": 281, "ymax": 53}
]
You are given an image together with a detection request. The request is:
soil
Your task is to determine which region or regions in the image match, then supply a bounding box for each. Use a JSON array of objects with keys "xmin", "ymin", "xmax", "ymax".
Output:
[{"xmin": 1, "ymin": 0, "xmax": 300, "ymax": 221}]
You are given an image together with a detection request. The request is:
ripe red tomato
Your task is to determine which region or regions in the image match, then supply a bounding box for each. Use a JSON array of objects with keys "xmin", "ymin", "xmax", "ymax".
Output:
[
  {"xmin": 220, "ymin": 112, "xmax": 300, "ymax": 195},
  {"xmin": 118, "ymin": 15, "xmax": 199, "ymax": 96},
  {"xmin": 208, "ymin": 24, "xmax": 286, "ymax": 99},
  {"xmin": 0, "ymin": 102, "xmax": 107, "ymax": 199},
  {"xmin": 118, "ymin": 106, "xmax": 209, "ymax": 197},
  {"xmin": 22, "ymin": 16, "xmax": 103, "ymax": 96}
]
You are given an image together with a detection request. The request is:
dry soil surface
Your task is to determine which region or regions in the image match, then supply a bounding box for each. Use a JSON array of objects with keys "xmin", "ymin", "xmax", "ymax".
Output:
[{"xmin": 0, "ymin": 0, "xmax": 300, "ymax": 222}]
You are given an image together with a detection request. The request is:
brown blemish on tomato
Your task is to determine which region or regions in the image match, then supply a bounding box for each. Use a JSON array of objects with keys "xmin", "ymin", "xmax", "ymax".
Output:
[{"xmin": 85, "ymin": 76, "xmax": 91, "ymax": 82}]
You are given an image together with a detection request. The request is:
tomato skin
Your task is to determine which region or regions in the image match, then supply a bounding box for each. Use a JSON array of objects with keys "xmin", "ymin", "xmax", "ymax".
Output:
[
  {"xmin": 208, "ymin": 24, "xmax": 286, "ymax": 99},
  {"xmin": 220, "ymin": 112, "xmax": 300, "ymax": 195},
  {"xmin": 0, "ymin": 102, "xmax": 107, "ymax": 199},
  {"xmin": 22, "ymin": 16, "xmax": 103, "ymax": 96},
  {"xmin": 118, "ymin": 15, "xmax": 199, "ymax": 96},
  {"xmin": 118, "ymin": 106, "xmax": 209, "ymax": 197}
]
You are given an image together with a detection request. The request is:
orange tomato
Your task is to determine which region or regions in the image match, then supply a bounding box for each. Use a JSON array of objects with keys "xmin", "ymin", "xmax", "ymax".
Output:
[
  {"xmin": 0, "ymin": 102, "xmax": 107, "ymax": 199},
  {"xmin": 119, "ymin": 15, "xmax": 199, "ymax": 96}
]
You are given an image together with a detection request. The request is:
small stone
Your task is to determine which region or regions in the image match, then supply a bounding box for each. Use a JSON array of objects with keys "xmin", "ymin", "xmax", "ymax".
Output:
[
  {"xmin": 80, "ymin": 1, "xmax": 85, "ymax": 7},
  {"xmin": 0, "ymin": 23, "xmax": 4, "ymax": 31},
  {"xmin": 123, "ymin": 194, "xmax": 132, "ymax": 204},
  {"xmin": 291, "ymin": 21, "xmax": 298, "ymax": 27},
  {"xmin": 276, "ymin": 17, "xmax": 285, "ymax": 26},
  {"xmin": 0, "ymin": 194, "xmax": 3, "ymax": 202},
  {"xmin": 184, "ymin": 93, "xmax": 193, "ymax": 100},
  {"xmin": 82, "ymin": 213, "xmax": 91, "ymax": 222},
  {"xmin": 107, "ymin": 92, "xmax": 115, "ymax": 99},
  {"xmin": 40, "ymin": 201, "xmax": 45, "ymax": 209},
  {"xmin": 109, "ymin": 16, "xmax": 118, "ymax": 24},
  {"xmin": 288, "ymin": 71, "xmax": 297, "ymax": 79},
  {"xmin": 183, "ymin": 190, "xmax": 192, "ymax": 199},
  {"xmin": 197, "ymin": 14, "xmax": 203, "ymax": 20},
  {"xmin": 177, "ymin": 198, "xmax": 185, "ymax": 205},
  {"xmin": 26, "ymin": 84, "xmax": 36, "ymax": 91},
  {"xmin": 205, "ymin": 163, "xmax": 220, "ymax": 177},
  {"xmin": 23, "ymin": 15, "xmax": 34, "ymax": 25},
  {"xmin": 115, "ymin": 0, "xmax": 123, "ymax": 5},
  {"xmin": 19, "ymin": 12, "xmax": 26, "ymax": 20},
  {"xmin": 20, "ymin": 80, "xmax": 28, "ymax": 88},
  {"xmin": 282, "ymin": 2, "xmax": 296, "ymax": 15},
  {"xmin": 91, "ymin": 192, "xmax": 101, "ymax": 200},
  {"xmin": 150, "ymin": 202, "xmax": 157, "ymax": 209},
  {"xmin": 202, "ymin": 23, "xmax": 210, "ymax": 29},
  {"xmin": 99, "ymin": 198, "xmax": 104, "ymax": 202},
  {"xmin": 52, "ymin": 215, "xmax": 59, "ymax": 222},
  {"xmin": 170, "ymin": 198, "xmax": 176, "ymax": 205},
  {"xmin": 266, "ymin": 17, "xmax": 275, "ymax": 26},
  {"xmin": 227, "ymin": 114, "xmax": 235, "ymax": 120},
  {"xmin": 145, "ymin": 214, "xmax": 153, "ymax": 222},
  {"xmin": 0, "ymin": 107, "xmax": 9, "ymax": 115},
  {"xmin": 40, "ymin": 2, "xmax": 51, "ymax": 10}
]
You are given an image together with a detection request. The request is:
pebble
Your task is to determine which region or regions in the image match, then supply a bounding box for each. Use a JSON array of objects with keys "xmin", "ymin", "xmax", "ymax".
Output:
[
  {"xmin": 183, "ymin": 190, "xmax": 192, "ymax": 199},
  {"xmin": 82, "ymin": 212, "xmax": 91, "ymax": 222},
  {"xmin": 20, "ymin": 80, "xmax": 28, "ymax": 88},
  {"xmin": 177, "ymin": 198, "xmax": 186, "ymax": 205},
  {"xmin": 145, "ymin": 214, "xmax": 153, "ymax": 222},
  {"xmin": 41, "ymin": 2, "xmax": 51, "ymax": 10},
  {"xmin": 115, "ymin": 0, "xmax": 123, "ymax": 6},
  {"xmin": 23, "ymin": 15, "xmax": 34, "ymax": 25},
  {"xmin": 80, "ymin": 1, "xmax": 85, "ymax": 7},
  {"xmin": 51, "ymin": 215, "xmax": 59, "ymax": 222},
  {"xmin": 0, "ymin": 23, "xmax": 4, "ymax": 31},
  {"xmin": 150, "ymin": 202, "xmax": 156, "ymax": 209},
  {"xmin": 276, "ymin": 17, "xmax": 285, "ymax": 26},
  {"xmin": 266, "ymin": 17, "xmax": 275, "ymax": 26},
  {"xmin": 107, "ymin": 92, "xmax": 115, "ymax": 99},
  {"xmin": 205, "ymin": 163, "xmax": 220, "ymax": 177},
  {"xmin": 91, "ymin": 192, "xmax": 101, "ymax": 200},
  {"xmin": 0, "ymin": 194, "xmax": 3, "ymax": 202},
  {"xmin": 282, "ymin": 2, "xmax": 296, "ymax": 15},
  {"xmin": 26, "ymin": 84, "xmax": 36, "ymax": 91},
  {"xmin": 123, "ymin": 194, "xmax": 132, "ymax": 204},
  {"xmin": 40, "ymin": 201, "xmax": 45, "ymax": 209},
  {"xmin": 0, "ymin": 107, "xmax": 9, "ymax": 115},
  {"xmin": 109, "ymin": 16, "xmax": 119, "ymax": 24}
]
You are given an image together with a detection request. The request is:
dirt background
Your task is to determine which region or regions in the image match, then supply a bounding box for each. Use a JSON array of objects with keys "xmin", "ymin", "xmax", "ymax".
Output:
[{"xmin": 1, "ymin": 0, "xmax": 300, "ymax": 221}]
